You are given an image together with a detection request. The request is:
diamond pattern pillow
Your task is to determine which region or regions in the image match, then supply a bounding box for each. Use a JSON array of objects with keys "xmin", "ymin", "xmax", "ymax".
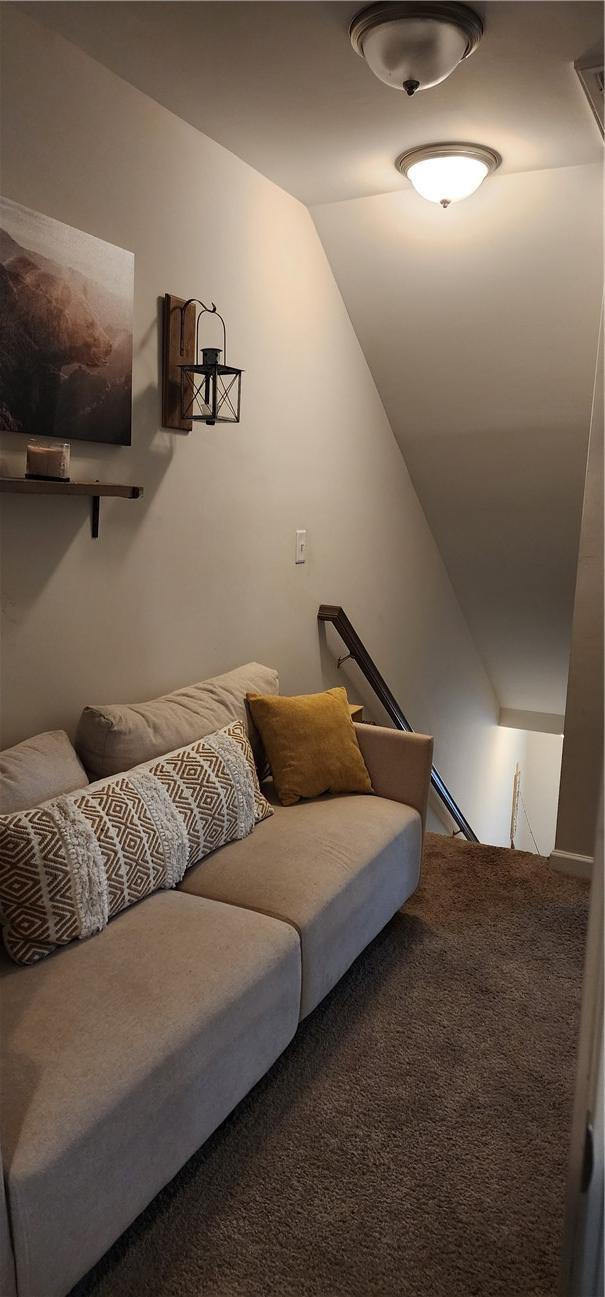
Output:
[{"xmin": 0, "ymin": 721, "xmax": 272, "ymax": 965}]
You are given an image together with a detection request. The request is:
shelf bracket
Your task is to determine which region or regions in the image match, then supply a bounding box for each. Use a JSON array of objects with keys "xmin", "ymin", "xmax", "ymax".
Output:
[{"xmin": 91, "ymin": 496, "xmax": 100, "ymax": 539}]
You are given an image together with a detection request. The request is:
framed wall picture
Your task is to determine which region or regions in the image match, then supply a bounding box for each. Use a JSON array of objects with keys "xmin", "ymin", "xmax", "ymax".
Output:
[{"xmin": 0, "ymin": 197, "xmax": 134, "ymax": 445}]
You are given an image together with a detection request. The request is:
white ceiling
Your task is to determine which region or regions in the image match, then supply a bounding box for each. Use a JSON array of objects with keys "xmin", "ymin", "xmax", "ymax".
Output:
[
  {"xmin": 18, "ymin": 0, "xmax": 604, "ymax": 715},
  {"xmin": 16, "ymin": 1, "xmax": 603, "ymax": 205}
]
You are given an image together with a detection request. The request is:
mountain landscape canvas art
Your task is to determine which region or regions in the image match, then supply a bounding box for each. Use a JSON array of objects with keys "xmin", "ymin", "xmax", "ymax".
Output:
[{"xmin": 0, "ymin": 197, "xmax": 133, "ymax": 445}]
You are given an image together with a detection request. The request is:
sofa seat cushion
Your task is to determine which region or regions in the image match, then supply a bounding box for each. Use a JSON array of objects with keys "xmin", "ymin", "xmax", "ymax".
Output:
[
  {"xmin": 0, "ymin": 891, "xmax": 300, "ymax": 1297},
  {"xmin": 179, "ymin": 792, "xmax": 422, "ymax": 1018}
]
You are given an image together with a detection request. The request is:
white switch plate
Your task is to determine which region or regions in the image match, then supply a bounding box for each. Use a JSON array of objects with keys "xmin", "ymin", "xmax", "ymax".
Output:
[{"xmin": 295, "ymin": 530, "xmax": 307, "ymax": 564}]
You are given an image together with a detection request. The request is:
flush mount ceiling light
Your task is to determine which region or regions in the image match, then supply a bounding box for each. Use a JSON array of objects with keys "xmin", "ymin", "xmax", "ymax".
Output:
[
  {"xmin": 349, "ymin": 1, "xmax": 483, "ymax": 96},
  {"xmin": 396, "ymin": 143, "xmax": 501, "ymax": 207}
]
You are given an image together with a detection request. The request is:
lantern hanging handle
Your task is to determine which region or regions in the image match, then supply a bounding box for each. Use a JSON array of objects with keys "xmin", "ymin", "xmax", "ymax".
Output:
[{"xmin": 179, "ymin": 298, "xmax": 228, "ymax": 362}]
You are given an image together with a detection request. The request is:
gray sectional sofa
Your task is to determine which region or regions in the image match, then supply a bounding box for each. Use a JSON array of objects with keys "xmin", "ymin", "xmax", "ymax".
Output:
[{"xmin": 0, "ymin": 665, "xmax": 433, "ymax": 1297}]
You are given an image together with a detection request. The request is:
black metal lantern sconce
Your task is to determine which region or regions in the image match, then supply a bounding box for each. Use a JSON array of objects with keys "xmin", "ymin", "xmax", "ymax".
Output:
[{"xmin": 162, "ymin": 293, "xmax": 243, "ymax": 432}]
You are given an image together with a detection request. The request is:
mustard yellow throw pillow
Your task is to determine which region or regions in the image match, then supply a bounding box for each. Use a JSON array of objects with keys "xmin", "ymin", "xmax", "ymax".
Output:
[{"xmin": 246, "ymin": 687, "xmax": 372, "ymax": 807}]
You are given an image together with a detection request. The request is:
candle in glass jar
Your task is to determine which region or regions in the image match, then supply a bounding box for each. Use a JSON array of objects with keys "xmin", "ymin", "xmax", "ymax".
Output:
[{"xmin": 26, "ymin": 442, "xmax": 71, "ymax": 481}]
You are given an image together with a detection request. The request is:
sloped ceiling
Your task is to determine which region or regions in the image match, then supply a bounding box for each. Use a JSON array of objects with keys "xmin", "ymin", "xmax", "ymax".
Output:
[
  {"xmin": 312, "ymin": 162, "xmax": 603, "ymax": 713},
  {"xmin": 15, "ymin": 0, "xmax": 604, "ymax": 714}
]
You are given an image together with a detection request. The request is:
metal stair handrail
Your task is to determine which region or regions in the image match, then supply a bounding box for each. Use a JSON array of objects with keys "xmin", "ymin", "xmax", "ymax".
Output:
[{"xmin": 318, "ymin": 603, "xmax": 479, "ymax": 842}]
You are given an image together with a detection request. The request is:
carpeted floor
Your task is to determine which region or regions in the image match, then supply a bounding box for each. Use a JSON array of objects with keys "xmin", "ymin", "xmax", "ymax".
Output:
[{"xmin": 72, "ymin": 833, "xmax": 589, "ymax": 1297}]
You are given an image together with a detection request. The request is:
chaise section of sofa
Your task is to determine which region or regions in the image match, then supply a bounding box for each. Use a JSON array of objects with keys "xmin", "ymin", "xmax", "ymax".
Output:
[
  {"xmin": 179, "ymin": 726, "xmax": 433, "ymax": 1018},
  {"xmin": 0, "ymin": 891, "xmax": 301, "ymax": 1297}
]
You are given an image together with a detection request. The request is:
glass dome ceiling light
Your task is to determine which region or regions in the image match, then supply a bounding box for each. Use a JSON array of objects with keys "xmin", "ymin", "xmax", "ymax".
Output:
[
  {"xmin": 396, "ymin": 143, "xmax": 502, "ymax": 207},
  {"xmin": 349, "ymin": 2, "xmax": 483, "ymax": 96}
]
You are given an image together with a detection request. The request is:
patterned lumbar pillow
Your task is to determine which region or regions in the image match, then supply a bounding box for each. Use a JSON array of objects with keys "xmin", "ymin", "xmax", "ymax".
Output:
[{"xmin": 0, "ymin": 721, "xmax": 272, "ymax": 965}]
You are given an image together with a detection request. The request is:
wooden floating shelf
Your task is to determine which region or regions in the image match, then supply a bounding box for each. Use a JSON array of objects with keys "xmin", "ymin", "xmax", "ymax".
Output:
[{"xmin": 0, "ymin": 478, "xmax": 144, "ymax": 538}]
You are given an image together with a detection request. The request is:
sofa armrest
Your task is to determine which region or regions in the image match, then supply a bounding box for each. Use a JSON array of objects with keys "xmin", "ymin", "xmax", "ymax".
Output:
[{"xmin": 354, "ymin": 724, "xmax": 433, "ymax": 834}]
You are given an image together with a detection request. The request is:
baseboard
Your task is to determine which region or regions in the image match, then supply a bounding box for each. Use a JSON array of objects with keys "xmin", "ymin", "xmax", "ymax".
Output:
[{"xmin": 549, "ymin": 849, "xmax": 594, "ymax": 880}]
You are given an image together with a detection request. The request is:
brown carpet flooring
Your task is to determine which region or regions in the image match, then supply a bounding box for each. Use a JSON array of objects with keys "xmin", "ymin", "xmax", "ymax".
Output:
[{"xmin": 72, "ymin": 833, "xmax": 589, "ymax": 1297}]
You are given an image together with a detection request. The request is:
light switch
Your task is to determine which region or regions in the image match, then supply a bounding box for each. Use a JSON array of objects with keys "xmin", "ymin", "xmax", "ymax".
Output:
[{"xmin": 295, "ymin": 529, "xmax": 307, "ymax": 564}]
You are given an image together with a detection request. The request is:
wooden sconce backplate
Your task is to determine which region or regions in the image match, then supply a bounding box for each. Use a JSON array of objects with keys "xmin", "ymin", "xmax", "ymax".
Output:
[{"xmin": 162, "ymin": 294, "xmax": 195, "ymax": 431}]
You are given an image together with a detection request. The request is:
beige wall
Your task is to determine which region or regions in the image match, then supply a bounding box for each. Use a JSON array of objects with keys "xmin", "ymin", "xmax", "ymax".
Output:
[
  {"xmin": 1, "ymin": 7, "xmax": 526, "ymax": 844},
  {"xmin": 554, "ymin": 314, "xmax": 604, "ymax": 865},
  {"xmin": 515, "ymin": 730, "xmax": 564, "ymax": 858},
  {"xmin": 430, "ymin": 723, "xmax": 564, "ymax": 857}
]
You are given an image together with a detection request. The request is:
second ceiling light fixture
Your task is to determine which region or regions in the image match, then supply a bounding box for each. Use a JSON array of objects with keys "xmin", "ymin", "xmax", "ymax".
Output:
[{"xmin": 396, "ymin": 143, "xmax": 502, "ymax": 207}]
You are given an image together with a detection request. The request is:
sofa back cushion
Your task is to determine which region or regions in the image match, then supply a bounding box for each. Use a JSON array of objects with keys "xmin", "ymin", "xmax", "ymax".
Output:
[
  {"xmin": 0, "ymin": 721, "xmax": 272, "ymax": 965},
  {"xmin": 0, "ymin": 730, "xmax": 88, "ymax": 815},
  {"xmin": 75, "ymin": 662, "xmax": 279, "ymax": 781}
]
